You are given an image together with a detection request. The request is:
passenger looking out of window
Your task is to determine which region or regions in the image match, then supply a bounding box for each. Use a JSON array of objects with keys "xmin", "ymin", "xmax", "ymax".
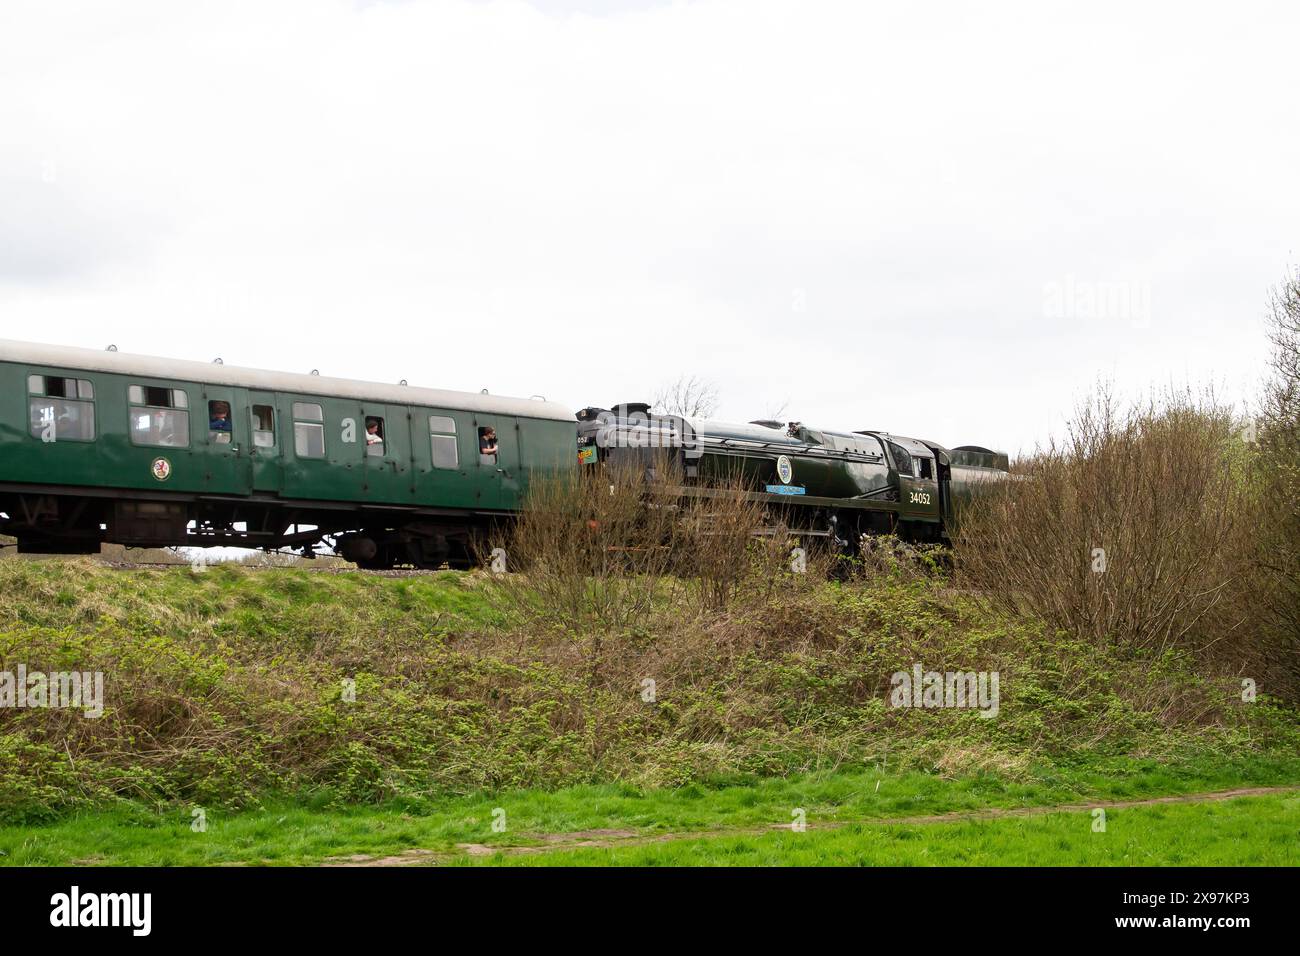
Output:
[
  {"xmin": 209, "ymin": 401, "xmax": 232, "ymax": 443},
  {"xmin": 478, "ymin": 426, "xmax": 498, "ymax": 463}
]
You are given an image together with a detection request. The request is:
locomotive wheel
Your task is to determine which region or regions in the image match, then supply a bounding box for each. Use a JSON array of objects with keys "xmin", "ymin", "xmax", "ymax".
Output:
[{"xmin": 354, "ymin": 546, "xmax": 396, "ymax": 571}]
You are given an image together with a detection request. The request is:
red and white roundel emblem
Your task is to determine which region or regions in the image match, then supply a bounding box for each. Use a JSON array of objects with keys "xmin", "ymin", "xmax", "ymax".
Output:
[{"xmin": 151, "ymin": 457, "xmax": 172, "ymax": 481}]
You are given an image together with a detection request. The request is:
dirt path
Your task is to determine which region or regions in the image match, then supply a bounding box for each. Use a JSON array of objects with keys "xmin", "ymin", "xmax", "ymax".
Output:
[{"xmin": 324, "ymin": 784, "xmax": 1300, "ymax": 866}]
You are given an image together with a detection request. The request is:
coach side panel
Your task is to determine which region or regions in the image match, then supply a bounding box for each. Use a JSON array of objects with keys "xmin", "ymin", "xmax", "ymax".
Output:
[{"xmin": 1, "ymin": 360, "xmax": 251, "ymax": 497}]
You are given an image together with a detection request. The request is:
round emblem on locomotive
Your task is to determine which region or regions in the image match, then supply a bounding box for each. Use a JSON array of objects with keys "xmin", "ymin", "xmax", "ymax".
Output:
[
  {"xmin": 150, "ymin": 457, "xmax": 172, "ymax": 481},
  {"xmin": 776, "ymin": 454, "xmax": 793, "ymax": 485}
]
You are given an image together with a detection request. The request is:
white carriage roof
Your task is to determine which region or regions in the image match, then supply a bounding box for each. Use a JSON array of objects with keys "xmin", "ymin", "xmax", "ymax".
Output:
[{"xmin": 0, "ymin": 339, "xmax": 576, "ymax": 422}]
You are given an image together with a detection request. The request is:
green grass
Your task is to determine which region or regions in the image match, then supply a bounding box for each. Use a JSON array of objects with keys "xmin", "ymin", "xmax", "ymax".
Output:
[
  {"xmin": 3, "ymin": 757, "xmax": 1298, "ymax": 866},
  {"xmin": 463, "ymin": 795, "xmax": 1300, "ymax": 867}
]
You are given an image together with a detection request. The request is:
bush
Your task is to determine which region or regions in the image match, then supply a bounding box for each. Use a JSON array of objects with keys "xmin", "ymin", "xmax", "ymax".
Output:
[
  {"xmin": 483, "ymin": 461, "xmax": 820, "ymax": 637},
  {"xmin": 1254, "ymin": 268, "xmax": 1300, "ymax": 695},
  {"xmin": 952, "ymin": 384, "xmax": 1296, "ymax": 700}
]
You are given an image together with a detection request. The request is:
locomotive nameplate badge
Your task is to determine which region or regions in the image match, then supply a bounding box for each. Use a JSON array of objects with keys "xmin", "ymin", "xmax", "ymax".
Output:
[
  {"xmin": 151, "ymin": 457, "xmax": 172, "ymax": 481},
  {"xmin": 765, "ymin": 484, "xmax": 806, "ymax": 495},
  {"xmin": 776, "ymin": 455, "xmax": 793, "ymax": 484}
]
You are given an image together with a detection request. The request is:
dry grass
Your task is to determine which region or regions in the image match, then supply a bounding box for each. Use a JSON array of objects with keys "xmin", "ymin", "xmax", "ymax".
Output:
[{"xmin": 484, "ymin": 459, "xmax": 827, "ymax": 637}]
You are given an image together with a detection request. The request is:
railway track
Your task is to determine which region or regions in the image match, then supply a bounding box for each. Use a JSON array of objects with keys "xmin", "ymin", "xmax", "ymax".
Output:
[{"xmin": 0, "ymin": 553, "xmax": 447, "ymax": 577}]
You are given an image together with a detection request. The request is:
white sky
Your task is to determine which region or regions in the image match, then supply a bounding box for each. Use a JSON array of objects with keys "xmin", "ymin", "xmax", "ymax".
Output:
[{"xmin": 2, "ymin": 0, "xmax": 1296, "ymax": 456}]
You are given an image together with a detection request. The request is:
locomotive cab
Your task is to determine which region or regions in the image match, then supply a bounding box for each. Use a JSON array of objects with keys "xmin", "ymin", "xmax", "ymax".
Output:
[{"xmin": 877, "ymin": 435, "xmax": 943, "ymax": 535}]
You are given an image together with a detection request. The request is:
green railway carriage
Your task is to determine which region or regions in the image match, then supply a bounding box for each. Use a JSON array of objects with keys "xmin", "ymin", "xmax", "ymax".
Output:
[{"xmin": 0, "ymin": 339, "xmax": 576, "ymax": 568}]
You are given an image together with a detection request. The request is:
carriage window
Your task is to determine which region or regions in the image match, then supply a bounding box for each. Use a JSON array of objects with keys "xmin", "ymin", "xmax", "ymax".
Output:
[
  {"xmin": 29, "ymin": 374, "xmax": 94, "ymax": 401},
  {"xmin": 129, "ymin": 385, "xmax": 189, "ymax": 447},
  {"xmin": 128, "ymin": 385, "xmax": 186, "ymax": 408},
  {"xmin": 27, "ymin": 375, "xmax": 96, "ymax": 442},
  {"xmin": 208, "ymin": 400, "xmax": 233, "ymax": 443},
  {"xmin": 130, "ymin": 409, "xmax": 188, "ymax": 447},
  {"xmin": 478, "ymin": 426, "xmax": 499, "ymax": 464},
  {"xmin": 364, "ymin": 416, "xmax": 385, "ymax": 457},
  {"xmin": 29, "ymin": 399, "xmax": 97, "ymax": 442},
  {"xmin": 430, "ymin": 416, "xmax": 458, "ymax": 469},
  {"xmin": 251, "ymin": 405, "xmax": 276, "ymax": 448},
  {"xmin": 293, "ymin": 402, "xmax": 326, "ymax": 459}
]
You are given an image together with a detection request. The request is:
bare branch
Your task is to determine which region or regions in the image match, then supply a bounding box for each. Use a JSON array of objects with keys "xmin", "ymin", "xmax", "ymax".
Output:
[{"xmin": 652, "ymin": 375, "xmax": 719, "ymax": 419}]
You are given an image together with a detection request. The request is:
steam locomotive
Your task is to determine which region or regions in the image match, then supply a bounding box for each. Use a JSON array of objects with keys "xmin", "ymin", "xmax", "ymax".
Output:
[{"xmin": 577, "ymin": 403, "xmax": 1008, "ymax": 550}]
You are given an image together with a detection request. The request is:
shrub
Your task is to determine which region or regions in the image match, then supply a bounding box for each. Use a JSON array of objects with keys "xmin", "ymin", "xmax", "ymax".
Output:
[{"xmin": 953, "ymin": 387, "xmax": 1255, "ymax": 660}]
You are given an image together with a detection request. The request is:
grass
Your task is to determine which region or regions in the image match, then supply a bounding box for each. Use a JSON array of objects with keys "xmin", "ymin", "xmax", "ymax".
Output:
[
  {"xmin": 2, "ymin": 556, "xmax": 1298, "ymax": 864},
  {"xmin": 3, "ymin": 756, "xmax": 1299, "ymax": 866},
  {"xmin": 463, "ymin": 795, "xmax": 1300, "ymax": 867}
]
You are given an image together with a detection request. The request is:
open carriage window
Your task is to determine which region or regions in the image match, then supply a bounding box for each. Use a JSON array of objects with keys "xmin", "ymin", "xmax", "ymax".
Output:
[
  {"xmin": 364, "ymin": 416, "xmax": 385, "ymax": 457},
  {"xmin": 28, "ymin": 374, "xmax": 96, "ymax": 442},
  {"xmin": 129, "ymin": 385, "xmax": 187, "ymax": 409},
  {"xmin": 208, "ymin": 400, "xmax": 233, "ymax": 443},
  {"xmin": 478, "ymin": 425, "xmax": 499, "ymax": 465}
]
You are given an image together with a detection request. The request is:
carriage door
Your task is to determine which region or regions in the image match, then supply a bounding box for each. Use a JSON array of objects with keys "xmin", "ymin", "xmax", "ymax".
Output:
[
  {"xmin": 201, "ymin": 386, "xmax": 248, "ymax": 495},
  {"xmin": 473, "ymin": 416, "xmax": 520, "ymax": 510},
  {"xmin": 246, "ymin": 390, "xmax": 283, "ymax": 493},
  {"xmin": 360, "ymin": 403, "xmax": 412, "ymax": 503}
]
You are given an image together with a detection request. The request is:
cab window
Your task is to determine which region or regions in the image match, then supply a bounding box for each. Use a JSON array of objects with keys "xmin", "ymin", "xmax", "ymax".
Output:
[
  {"xmin": 430, "ymin": 415, "xmax": 458, "ymax": 469},
  {"xmin": 887, "ymin": 442, "xmax": 913, "ymax": 478},
  {"xmin": 293, "ymin": 402, "xmax": 326, "ymax": 459},
  {"xmin": 28, "ymin": 374, "xmax": 96, "ymax": 442},
  {"xmin": 129, "ymin": 385, "xmax": 189, "ymax": 447}
]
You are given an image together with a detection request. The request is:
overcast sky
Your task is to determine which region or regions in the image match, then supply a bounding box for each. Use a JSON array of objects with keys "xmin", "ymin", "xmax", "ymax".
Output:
[{"xmin": 2, "ymin": 0, "xmax": 1296, "ymax": 456}]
